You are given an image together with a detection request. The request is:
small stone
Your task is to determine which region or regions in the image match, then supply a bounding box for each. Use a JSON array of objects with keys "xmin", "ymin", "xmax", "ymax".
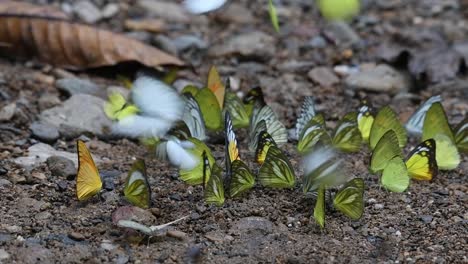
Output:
[
  {"xmin": 170, "ymin": 193, "xmax": 182, "ymax": 201},
  {"xmin": 324, "ymin": 21, "xmax": 361, "ymax": 48},
  {"xmin": 35, "ymin": 211, "xmax": 52, "ymax": 220},
  {"xmin": 308, "ymin": 36, "xmax": 327, "ymax": 48},
  {"xmin": 152, "ymin": 35, "xmax": 178, "ymax": 55},
  {"xmin": 47, "ymin": 156, "xmax": 76, "ymax": 180},
  {"xmin": 57, "ymin": 180, "xmax": 68, "ymax": 191},
  {"xmin": 395, "ymin": 230, "xmax": 401, "ymax": 236},
  {"xmin": 31, "ymin": 172, "xmax": 47, "ymax": 181},
  {"xmin": 30, "ymin": 121, "xmax": 60, "ymax": 143},
  {"xmin": 231, "ymin": 217, "xmax": 273, "ymax": 234},
  {"xmin": 101, "ymin": 3, "xmax": 119, "ymax": 19},
  {"xmin": 367, "ymin": 198, "xmax": 377, "ymax": 204},
  {"xmin": 69, "ymin": 232, "xmax": 85, "ymax": 241},
  {"xmin": 101, "ymin": 240, "xmax": 116, "ymax": 251},
  {"xmin": 14, "ymin": 143, "xmax": 79, "ymax": 169},
  {"xmin": 195, "ymin": 204, "xmax": 207, "ymax": 213},
  {"xmin": 276, "ymin": 60, "xmax": 315, "ymax": 73},
  {"xmin": 124, "ymin": 19, "xmax": 166, "ymax": 33},
  {"xmin": 209, "ymin": 31, "xmax": 276, "ymax": 60},
  {"xmin": 172, "ymin": 35, "xmax": 208, "ymax": 53},
  {"xmin": 0, "ymin": 102, "xmax": 16, "ymax": 121},
  {"xmin": 0, "ymin": 249, "xmax": 10, "ymax": 261},
  {"xmin": 0, "ymin": 179, "xmax": 12, "ymax": 187},
  {"xmin": 166, "ymin": 230, "xmax": 187, "ymax": 241},
  {"xmin": 374, "ymin": 204, "xmax": 384, "ymax": 210},
  {"xmin": 308, "ymin": 67, "xmax": 340, "ymax": 87},
  {"xmin": 191, "ymin": 212, "xmax": 200, "ymax": 220},
  {"xmin": 345, "ymin": 64, "xmax": 411, "ymax": 94},
  {"xmin": 205, "ymin": 232, "xmax": 228, "ymax": 243},
  {"xmin": 137, "ymin": 0, "xmax": 189, "ymax": 23},
  {"xmin": 73, "ymin": 0, "xmax": 102, "ymax": 23},
  {"xmin": 219, "ymin": 3, "xmax": 254, "ymax": 24},
  {"xmin": 56, "ymin": 78, "xmax": 104, "ymax": 97}
]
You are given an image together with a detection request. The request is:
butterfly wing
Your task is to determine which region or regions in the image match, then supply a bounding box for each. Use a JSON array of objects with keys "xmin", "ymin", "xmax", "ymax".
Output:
[
  {"xmin": 249, "ymin": 119, "xmax": 268, "ymax": 152},
  {"xmin": 297, "ymin": 114, "xmax": 331, "ymax": 154},
  {"xmin": 258, "ymin": 146, "xmax": 296, "ymax": 188},
  {"xmin": 381, "ymin": 156, "xmax": 410, "ymax": 193},
  {"xmin": 332, "ymin": 112, "xmax": 362, "ymax": 153},
  {"xmin": 370, "ymin": 130, "xmax": 403, "ymax": 174},
  {"xmin": 255, "ymin": 131, "xmax": 277, "ymax": 164},
  {"xmin": 369, "ymin": 106, "xmax": 407, "ymax": 150},
  {"xmin": 182, "ymin": 94, "xmax": 207, "ymax": 141},
  {"xmin": 249, "ymin": 102, "xmax": 287, "ymax": 150},
  {"xmin": 405, "ymin": 95, "xmax": 442, "ymax": 136},
  {"xmin": 357, "ymin": 100, "xmax": 374, "ymax": 142},
  {"xmin": 405, "ymin": 139, "xmax": 438, "ymax": 181},
  {"xmin": 179, "ymin": 138, "xmax": 215, "ymax": 185},
  {"xmin": 224, "ymin": 112, "xmax": 240, "ymax": 191},
  {"xmin": 195, "ymin": 88, "xmax": 223, "ymax": 131},
  {"xmin": 314, "ymin": 185, "xmax": 326, "ymax": 228},
  {"xmin": 204, "ymin": 162, "xmax": 225, "ymax": 207},
  {"xmin": 229, "ymin": 160, "xmax": 255, "ymax": 198},
  {"xmin": 124, "ymin": 160, "xmax": 151, "ymax": 208},
  {"xmin": 104, "ymin": 92, "xmax": 139, "ymax": 121},
  {"xmin": 224, "ymin": 91, "xmax": 250, "ymax": 129},
  {"xmin": 207, "ymin": 66, "xmax": 225, "ymax": 108},
  {"xmin": 422, "ymin": 102, "xmax": 460, "ymax": 170},
  {"xmin": 454, "ymin": 116, "xmax": 467, "ymax": 153},
  {"xmin": 295, "ymin": 96, "xmax": 316, "ymax": 140},
  {"xmin": 333, "ymin": 178, "xmax": 364, "ymax": 220},
  {"xmin": 76, "ymin": 140, "xmax": 102, "ymax": 201}
]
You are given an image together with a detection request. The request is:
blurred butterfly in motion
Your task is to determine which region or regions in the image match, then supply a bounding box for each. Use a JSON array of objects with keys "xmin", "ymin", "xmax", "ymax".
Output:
[
  {"xmin": 224, "ymin": 112, "xmax": 255, "ymax": 198},
  {"xmin": 422, "ymin": 102, "xmax": 460, "ymax": 170},
  {"xmin": 295, "ymin": 96, "xmax": 317, "ymax": 141},
  {"xmin": 76, "ymin": 140, "xmax": 103, "ymax": 201},
  {"xmin": 104, "ymin": 92, "xmax": 139, "ymax": 121},
  {"xmin": 123, "ymin": 159, "xmax": 151, "ymax": 209}
]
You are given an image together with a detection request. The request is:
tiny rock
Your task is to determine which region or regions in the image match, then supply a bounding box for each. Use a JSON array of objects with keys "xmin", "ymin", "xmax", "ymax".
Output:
[
  {"xmin": 124, "ymin": 19, "xmax": 166, "ymax": 33},
  {"xmin": 0, "ymin": 102, "xmax": 16, "ymax": 121},
  {"xmin": 47, "ymin": 156, "xmax": 76, "ymax": 180},
  {"xmin": 73, "ymin": 0, "xmax": 102, "ymax": 24},
  {"xmin": 69, "ymin": 232, "xmax": 85, "ymax": 241},
  {"xmin": 30, "ymin": 121, "xmax": 60, "ymax": 143},
  {"xmin": 308, "ymin": 67, "xmax": 340, "ymax": 87},
  {"xmin": 345, "ymin": 64, "xmax": 412, "ymax": 94}
]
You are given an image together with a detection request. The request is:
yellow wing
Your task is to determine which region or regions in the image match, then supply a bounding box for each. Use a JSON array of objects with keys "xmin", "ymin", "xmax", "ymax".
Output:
[
  {"xmin": 207, "ymin": 66, "xmax": 225, "ymax": 108},
  {"xmin": 76, "ymin": 140, "xmax": 102, "ymax": 201},
  {"xmin": 405, "ymin": 139, "xmax": 438, "ymax": 181}
]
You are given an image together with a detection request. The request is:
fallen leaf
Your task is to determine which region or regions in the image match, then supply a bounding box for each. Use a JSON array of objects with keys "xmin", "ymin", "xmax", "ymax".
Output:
[{"xmin": 0, "ymin": 15, "xmax": 184, "ymax": 69}]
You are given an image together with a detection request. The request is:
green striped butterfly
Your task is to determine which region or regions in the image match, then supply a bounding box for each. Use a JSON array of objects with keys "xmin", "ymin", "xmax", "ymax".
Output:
[
  {"xmin": 370, "ymin": 130, "xmax": 402, "ymax": 174},
  {"xmin": 224, "ymin": 79, "xmax": 250, "ymax": 129},
  {"xmin": 124, "ymin": 160, "xmax": 151, "ymax": 209},
  {"xmin": 297, "ymin": 114, "xmax": 331, "ymax": 154},
  {"xmin": 255, "ymin": 130, "xmax": 277, "ymax": 165},
  {"xmin": 202, "ymin": 151, "xmax": 225, "ymax": 206},
  {"xmin": 453, "ymin": 116, "xmax": 467, "ymax": 153},
  {"xmin": 333, "ymin": 178, "xmax": 364, "ymax": 220},
  {"xmin": 332, "ymin": 112, "xmax": 362, "ymax": 153},
  {"xmin": 258, "ymin": 146, "xmax": 296, "ymax": 188},
  {"xmin": 295, "ymin": 96, "xmax": 317, "ymax": 140},
  {"xmin": 369, "ymin": 106, "xmax": 407, "ymax": 150},
  {"xmin": 313, "ymin": 185, "xmax": 326, "ymax": 228}
]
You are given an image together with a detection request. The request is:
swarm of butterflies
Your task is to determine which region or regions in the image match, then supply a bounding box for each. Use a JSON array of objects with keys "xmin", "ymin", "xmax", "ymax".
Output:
[{"xmin": 75, "ymin": 66, "xmax": 467, "ymax": 230}]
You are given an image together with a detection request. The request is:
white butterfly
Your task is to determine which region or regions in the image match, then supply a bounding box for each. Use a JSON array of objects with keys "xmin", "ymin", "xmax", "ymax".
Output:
[{"xmin": 183, "ymin": 0, "xmax": 227, "ymax": 14}]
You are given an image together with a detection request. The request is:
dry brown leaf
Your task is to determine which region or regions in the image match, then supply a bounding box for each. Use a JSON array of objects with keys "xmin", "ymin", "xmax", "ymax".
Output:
[
  {"xmin": 0, "ymin": 1, "xmax": 68, "ymax": 19},
  {"xmin": 0, "ymin": 15, "xmax": 184, "ymax": 69}
]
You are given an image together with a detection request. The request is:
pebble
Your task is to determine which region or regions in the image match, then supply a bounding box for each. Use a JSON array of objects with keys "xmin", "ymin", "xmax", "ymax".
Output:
[
  {"xmin": 345, "ymin": 64, "xmax": 411, "ymax": 94},
  {"xmin": 0, "ymin": 249, "xmax": 10, "ymax": 261},
  {"xmin": 14, "ymin": 143, "xmax": 78, "ymax": 169},
  {"xmin": 69, "ymin": 232, "xmax": 85, "ymax": 241},
  {"xmin": 56, "ymin": 78, "xmax": 104, "ymax": 98},
  {"xmin": 276, "ymin": 60, "xmax": 315, "ymax": 73},
  {"xmin": 39, "ymin": 94, "xmax": 112, "ymax": 138},
  {"xmin": 152, "ymin": 35, "xmax": 178, "ymax": 55},
  {"xmin": 137, "ymin": 0, "xmax": 189, "ymax": 23},
  {"xmin": 124, "ymin": 19, "xmax": 166, "ymax": 33},
  {"xmin": 166, "ymin": 230, "xmax": 187, "ymax": 241},
  {"xmin": 101, "ymin": 3, "xmax": 119, "ymax": 19},
  {"xmin": 172, "ymin": 35, "xmax": 208, "ymax": 53},
  {"xmin": 0, "ymin": 102, "xmax": 16, "ymax": 121},
  {"xmin": 47, "ymin": 156, "xmax": 76, "ymax": 180},
  {"xmin": 30, "ymin": 121, "xmax": 60, "ymax": 143},
  {"xmin": 308, "ymin": 36, "xmax": 327, "ymax": 48},
  {"xmin": 420, "ymin": 215, "xmax": 433, "ymax": 223},
  {"xmin": 374, "ymin": 204, "xmax": 384, "ymax": 210},
  {"xmin": 0, "ymin": 179, "xmax": 12, "ymax": 187},
  {"xmin": 209, "ymin": 31, "xmax": 276, "ymax": 60},
  {"xmin": 73, "ymin": 0, "xmax": 102, "ymax": 23},
  {"xmin": 324, "ymin": 21, "xmax": 361, "ymax": 47},
  {"xmin": 220, "ymin": 3, "xmax": 254, "ymax": 24},
  {"xmin": 231, "ymin": 217, "xmax": 273, "ymax": 234},
  {"xmin": 308, "ymin": 67, "xmax": 340, "ymax": 87},
  {"xmin": 101, "ymin": 240, "xmax": 116, "ymax": 251}
]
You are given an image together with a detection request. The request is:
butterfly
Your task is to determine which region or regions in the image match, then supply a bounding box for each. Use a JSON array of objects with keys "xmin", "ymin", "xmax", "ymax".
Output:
[
  {"xmin": 183, "ymin": 0, "xmax": 227, "ymax": 14},
  {"xmin": 356, "ymin": 99, "xmax": 374, "ymax": 142},
  {"xmin": 123, "ymin": 160, "xmax": 151, "ymax": 209},
  {"xmin": 317, "ymin": 0, "xmax": 360, "ymax": 21},
  {"xmin": 381, "ymin": 156, "xmax": 410, "ymax": 193},
  {"xmin": 297, "ymin": 114, "xmax": 331, "ymax": 154},
  {"xmin": 405, "ymin": 139, "xmax": 438, "ymax": 181},
  {"xmin": 369, "ymin": 106, "xmax": 407, "ymax": 150},
  {"xmin": 223, "ymin": 79, "xmax": 250, "ymax": 129},
  {"xmin": 224, "ymin": 112, "xmax": 255, "ymax": 198},
  {"xmin": 268, "ymin": 0, "xmax": 280, "ymax": 32},
  {"xmin": 202, "ymin": 151, "xmax": 225, "ymax": 206},
  {"xmin": 369, "ymin": 130, "xmax": 402, "ymax": 174},
  {"xmin": 258, "ymin": 146, "xmax": 296, "ymax": 188},
  {"xmin": 453, "ymin": 116, "xmax": 467, "ymax": 153},
  {"xmin": 181, "ymin": 93, "xmax": 207, "ymax": 141},
  {"xmin": 104, "ymin": 92, "xmax": 139, "ymax": 121},
  {"xmin": 405, "ymin": 95, "xmax": 441, "ymax": 136},
  {"xmin": 76, "ymin": 140, "xmax": 102, "ymax": 201},
  {"xmin": 331, "ymin": 112, "xmax": 362, "ymax": 153},
  {"xmin": 313, "ymin": 185, "xmax": 326, "ymax": 228},
  {"xmin": 207, "ymin": 65, "xmax": 225, "ymax": 109},
  {"xmin": 255, "ymin": 131, "xmax": 277, "ymax": 165},
  {"xmin": 194, "ymin": 87, "xmax": 223, "ymax": 131},
  {"xmin": 333, "ymin": 178, "xmax": 365, "ymax": 220},
  {"xmin": 302, "ymin": 146, "xmax": 345, "ymax": 193},
  {"xmin": 243, "ymin": 87, "xmax": 265, "ymax": 119},
  {"xmin": 295, "ymin": 96, "xmax": 317, "ymax": 141},
  {"xmin": 422, "ymin": 102, "xmax": 460, "ymax": 170},
  {"xmin": 248, "ymin": 99, "xmax": 288, "ymax": 151}
]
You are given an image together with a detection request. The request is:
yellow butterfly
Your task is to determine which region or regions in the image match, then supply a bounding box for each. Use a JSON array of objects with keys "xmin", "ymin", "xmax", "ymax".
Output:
[
  {"xmin": 104, "ymin": 92, "xmax": 139, "ymax": 121},
  {"xmin": 255, "ymin": 130, "xmax": 277, "ymax": 165},
  {"xmin": 369, "ymin": 130, "xmax": 402, "ymax": 174},
  {"xmin": 369, "ymin": 106, "xmax": 407, "ymax": 150},
  {"xmin": 405, "ymin": 139, "xmax": 438, "ymax": 181},
  {"xmin": 357, "ymin": 99, "xmax": 374, "ymax": 142},
  {"xmin": 331, "ymin": 112, "xmax": 362, "ymax": 153},
  {"xmin": 76, "ymin": 140, "xmax": 102, "ymax": 201},
  {"xmin": 207, "ymin": 65, "xmax": 225, "ymax": 109}
]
